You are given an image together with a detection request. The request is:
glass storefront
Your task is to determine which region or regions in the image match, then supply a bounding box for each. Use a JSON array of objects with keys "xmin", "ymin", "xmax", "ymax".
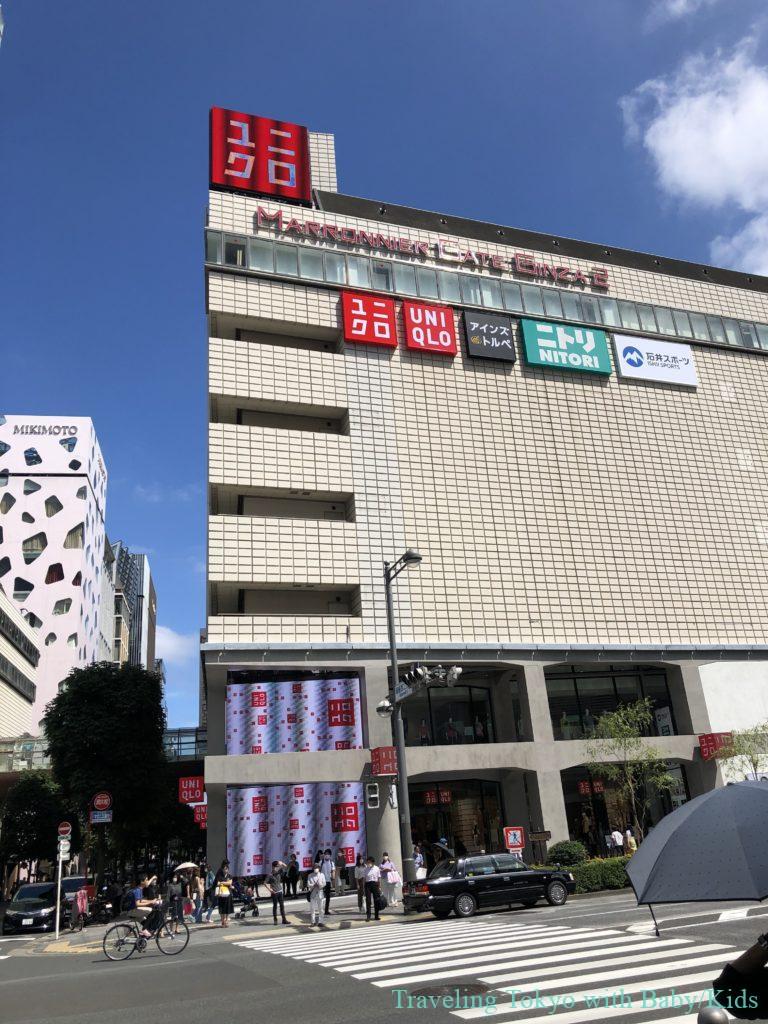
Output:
[
  {"xmin": 546, "ymin": 664, "xmax": 676, "ymax": 740},
  {"xmin": 561, "ymin": 762, "xmax": 690, "ymax": 855},
  {"xmin": 409, "ymin": 779, "xmax": 504, "ymax": 857},
  {"xmin": 402, "ymin": 683, "xmax": 495, "ymax": 747}
]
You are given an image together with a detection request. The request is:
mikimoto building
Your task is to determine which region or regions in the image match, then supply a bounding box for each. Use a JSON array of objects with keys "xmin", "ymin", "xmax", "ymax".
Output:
[{"xmin": 201, "ymin": 109, "xmax": 768, "ymax": 873}]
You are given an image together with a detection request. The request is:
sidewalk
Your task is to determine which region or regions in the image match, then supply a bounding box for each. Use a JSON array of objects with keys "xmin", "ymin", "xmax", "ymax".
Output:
[{"xmin": 18, "ymin": 891, "xmax": 416, "ymax": 955}]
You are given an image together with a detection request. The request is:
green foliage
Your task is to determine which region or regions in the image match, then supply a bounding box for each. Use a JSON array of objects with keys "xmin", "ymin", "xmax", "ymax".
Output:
[
  {"xmin": 585, "ymin": 697, "xmax": 676, "ymax": 840},
  {"xmin": 42, "ymin": 662, "xmax": 167, "ymax": 846},
  {"xmin": 545, "ymin": 840, "xmax": 589, "ymax": 866},
  {"xmin": 0, "ymin": 770, "xmax": 78, "ymax": 863},
  {"xmin": 715, "ymin": 722, "xmax": 768, "ymax": 780},
  {"xmin": 570, "ymin": 855, "xmax": 632, "ymax": 894}
]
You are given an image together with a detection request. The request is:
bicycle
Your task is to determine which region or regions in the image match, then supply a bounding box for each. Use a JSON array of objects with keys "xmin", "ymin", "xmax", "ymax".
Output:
[{"xmin": 102, "ymin": 903, "xmax": 190, "ymax": 961}]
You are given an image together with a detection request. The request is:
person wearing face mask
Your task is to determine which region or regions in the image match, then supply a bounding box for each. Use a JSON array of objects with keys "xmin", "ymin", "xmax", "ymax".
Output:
[{"xmin": 319, "ymin": 849, "xmax": 335, "ymax": 915}]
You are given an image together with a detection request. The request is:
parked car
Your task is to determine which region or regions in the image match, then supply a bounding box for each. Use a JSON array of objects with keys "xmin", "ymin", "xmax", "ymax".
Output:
[
  {"xmin": 403, "ymin": 852, "xmax": 576, "ymax": 918},
  {"xmin": 2, "ymin": 883, "xmax": 67, "ymax": 934}
]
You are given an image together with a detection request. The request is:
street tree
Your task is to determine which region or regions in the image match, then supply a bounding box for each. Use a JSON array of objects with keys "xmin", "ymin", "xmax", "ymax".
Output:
[
  {"xmin": 42, "ymin": 662, "xmax": 167, "ymax": 885},
  {"xmin": 0, "ymin": 770, "xmax": 77, "ymax": 866},
  {"xmin": 585, "ymin": 697, "xmax": 675, "ymax": 841},
  {"xmin": 715, "ymin": 722, "xmax": 768, "ymax": 781}
]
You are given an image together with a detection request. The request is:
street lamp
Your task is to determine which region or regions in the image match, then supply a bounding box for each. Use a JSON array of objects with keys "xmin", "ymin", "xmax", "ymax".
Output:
[{"xmin": 383, "ymin": 549, "xmax": 422, "ymax": 893}]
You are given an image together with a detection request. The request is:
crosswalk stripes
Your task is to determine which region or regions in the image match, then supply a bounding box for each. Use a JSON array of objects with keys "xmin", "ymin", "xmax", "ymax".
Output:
[{"xmin": 235, "ymin": 916, "xmax": 736, "ymax": 1023}]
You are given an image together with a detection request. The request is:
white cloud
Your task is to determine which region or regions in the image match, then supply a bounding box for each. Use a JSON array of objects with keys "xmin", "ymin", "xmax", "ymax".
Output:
[
  {"xmin": 621, "ymin": 36, "xmax": 768, "ymax": 273},
  {"xmin": 155, "ymin": 624, "xmax": 198, "ymax": 667},
  {"xmin": 647, "ymin": 0, "xmax": 722, "ymax": 26},
  {"xmin": 711, "ymin": 213, "xmax": 768, "ymax": 275}
]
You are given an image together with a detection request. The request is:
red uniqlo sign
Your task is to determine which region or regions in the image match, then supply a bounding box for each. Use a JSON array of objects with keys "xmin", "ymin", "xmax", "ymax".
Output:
[
  {"xmin": 699, "ymin": 732, "xmax": 733, "ymax": 761},
  {"xmin": 341, "ymin": 291, "xmax": 397, "ymax": 347},
  {"xmin": 504, "ymin": 826, "xmax": 525, "ymax": 850},
  {"xmin": 193, "ymin": 804, "xmax": 207, "ymax": 825},
  {"xmin": 210, "ymin": 108, "xmax": 312, "ymax": 203},
  {"xmin": 178, "ymin": 777, "xmax": 204, "ymax": 804},
  {"xmin": 327, "ymin": 698, "xmax": 355, "ymax": 727},
  {"xmin": 251, "ymin": 691, "xmax": 267, "ymax": 707},
  {"xmin": 403, "ymin": 301, "xmax": 457, "ymax": 355},
  {"xmin": 252, "ymin": 795, "xmax": 268, "ymax": 813},
  {"xmin": 577, "ymin": 780, "xmax": 592, "ymax": 796},
  {"xmin": 331, "ymin": 801, "xmax": 359, "ymax": 833},
  {"xmin": 370, "ymin": 746, "xmax": 398, "ymax": 776}
]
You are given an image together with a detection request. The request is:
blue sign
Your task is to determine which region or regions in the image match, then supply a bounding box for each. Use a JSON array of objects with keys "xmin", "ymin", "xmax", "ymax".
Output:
[{"xmin": 622, "ymin": 345, "xmax": 644, "ymax": 367}]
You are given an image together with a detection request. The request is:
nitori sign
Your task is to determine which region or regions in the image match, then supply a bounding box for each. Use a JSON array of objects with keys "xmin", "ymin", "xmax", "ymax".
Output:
[{"xmin": 521, "ymin": 318, "xmax": 612, "ymax": 375}]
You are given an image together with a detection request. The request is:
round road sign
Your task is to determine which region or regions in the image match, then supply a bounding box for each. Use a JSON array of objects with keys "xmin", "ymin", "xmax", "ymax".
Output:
[
  {"xmin": 58, "ymin": 821, "xmax": 72, "ymax": 837},
  {"xmin": 92, "ymin": 792, "xmax": 112, "ymax": 811}
]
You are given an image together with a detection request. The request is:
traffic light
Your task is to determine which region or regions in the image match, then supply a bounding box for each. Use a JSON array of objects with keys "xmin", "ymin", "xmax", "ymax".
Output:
[{"xmin": 365, "ymin": 782, "xmax": 380, "ymax": 810}]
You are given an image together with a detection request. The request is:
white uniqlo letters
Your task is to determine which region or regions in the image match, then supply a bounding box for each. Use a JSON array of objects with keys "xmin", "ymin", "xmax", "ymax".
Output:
[
  {"xmin": 267, "ymin": 127, "xmax": 297, "ymax": 188},
  {"xmin": 225, "ymin": 118, "xmax": 255, "ymax": 179},
  {"xmin": 351, "ymin": 297, "xmax": 392, "ymax": 341}
]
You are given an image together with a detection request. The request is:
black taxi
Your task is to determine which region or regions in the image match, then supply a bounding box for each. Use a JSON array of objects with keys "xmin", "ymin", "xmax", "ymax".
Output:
[{"xmin": 403, "ymin": 852, "xmax": 576, "ymax": 918}]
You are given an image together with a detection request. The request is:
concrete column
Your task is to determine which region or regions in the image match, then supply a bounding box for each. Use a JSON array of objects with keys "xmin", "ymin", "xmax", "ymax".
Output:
[
  {"xmin": 362, "ymin": 660, "xmax": 396, "ymax": 748},
  {"xmin": 685, "ymin": 757, "xmax": 721, "ymax": 798},
  {"xmin": 365, "ymin": 790, "xmax": 402, "ymax": 863},
  {"xmin": 520, "ymin": 664, "xmax": 555, "ymax": 743},
  {"xmin": 206, "ymin": 784, "xmax": 227, "ymax": 869},
  {"xmin": 668, "ymin": 663, "xmax": 713, "ymax": 736},
  {"xmin": 500, "ymin": 771, "xmax": 532, "ymax": 862},
  {"xmin": 527, "ymin": 770, "xmax": 570, "ymax": 847},
  {"xmin": 493, "ymin": 670, "xmax": 522, "ymax": 742}
]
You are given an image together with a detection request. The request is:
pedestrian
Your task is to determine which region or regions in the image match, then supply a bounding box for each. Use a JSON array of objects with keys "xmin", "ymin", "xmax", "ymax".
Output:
[
  {"xmin": 266, "ymin": 860, "xmax": 289, "ymax": 925},
  {"xmin": 168, "ymin": 873, "xmax": 184, "ymax": 934},
  {"xmin": 192, "ymin": 865, "xmax": 205, "ymax": 923},
  {"xmin": 363, "ymin": 856, "xmax": 382, "ymax": 922},
  {"xmin": 141, "ymin": 871, "xmax": 158, "ymax": 899},
  {"xmin": 320, "ymin": 849, "xmax": 335, "ymax": 915},
  {"xmin": 414, "ymin": 844, "xmax": 426, "ymax": 880},
  {"xmin": 353, "ymin": 853, "xmax": 366, "ymax": 912},
  {"xmin": 713, "ymin": 932, "xmax": 768, "ymax": 1018},
  {"xmin": 334, "ymin": 850, "xmax": 347, "ymax": 896},
  {"xmin": 285, "ymin": 854, "xmax": 299, "ymax": 898},
  {"xmin": 307, "ymin": 862, "xmax": 326, "ymax": 927},
  {"xmin": 610, "ymin": 826, "xmax": 624, "ymax": 856},
  {"xmin": 380, "ymin": 852, "xmax": 400, "ymax": 906},
  {"xmin": 215, "ymin": 859, "xmax": 234, "ymax": 927},
  {"xmin": 204, "ymin": 863, "xmax": 217, "ymax": 923},
  {"xmin": 624, "ymin": 827, "xmax": 638, "ymax": 854}
]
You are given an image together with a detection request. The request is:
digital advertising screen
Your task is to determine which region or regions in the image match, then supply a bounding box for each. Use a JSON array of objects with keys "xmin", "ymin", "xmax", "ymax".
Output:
[
  {"xmin": 225, "ymin": 676, "xmax": 363, "ymax": 755},
  {"xmin": 226, "ymin": 783, "xmax": 366, "ymax": 876}
]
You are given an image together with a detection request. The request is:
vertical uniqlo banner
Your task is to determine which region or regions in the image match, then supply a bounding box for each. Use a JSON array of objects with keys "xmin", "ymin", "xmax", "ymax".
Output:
[
  {"xmin": 194, "ymin": 804, "xmax": 207, "ymax": 826},
  {"xmin": 209, "ymin": 108, "xmax": 312, "ymax": 203},
  {"xmin": 403, "ymin": 301, "xmax": 457, "ymax": 355},
  {"xmin": 227, "ymin": 783, "xmax": 366, "ymax": 876},
  {"xmin": 341, "ymin": 291, "xmax": 397, "ymax": 347},
  {"xmin": 179, "ymin": 776, "xmax": 204, "ymax": 804},
  {"xmin": 225, "ymin": 677, "xmax": 363, "ymax": 754}
]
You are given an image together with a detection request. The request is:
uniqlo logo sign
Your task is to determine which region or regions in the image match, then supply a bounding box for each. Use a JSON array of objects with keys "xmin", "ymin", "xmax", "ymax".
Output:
[
  {"xmin": 178, "ymin": 776, "xmax": 204, "ymax": 804},
  {"xmin": 210, "ymin": 108, "xmax": 312, "ymax": 203},
  {"xmin": 328, "ymin": 698, "xmax": 355, "ymax": 727},
  {"xmin": 251, "ymin": 691, "xmax": 267, "ymax": 708},
  {"xmin": 252, "ymin": 796, "xmax": 268, "ymax": 813},
  {"xmin": 289, "ymin": 818, "xmax": 299, "ymax": 831},
  {"xmin": 194, "ymin": 804, "xmax": 207, "ymax": 824},
  {"xmin": 294, "ymin": 786, "xmax": 304, "ymax": 798},
  {"xmin": 403, "ymin": 301, "xmax": 457, "ymax": 355},
  {"xmin": 331, "ymin": 802, "xmax": 359, "ymax": 833},
  {"xmin": 340, "ymin": 846, "xmax": 354, "ymax": 865},
  {"xmin": 286, "ymin": 713, "xmax": 297, "ymax": 724},
  {"xmin": 699, "ymin": 732, "xmax": 732, "ymax": 760},
  {"xmin": 370, "ymin": 746, "xmax": 398, "ymax": 776},
  {"xmin": 341, "ymin": 291, "xmax": 397, "ymax": 347},
  {"xmin": 257, "ymin": 715, "xmax": 268, "ymax": 726}
]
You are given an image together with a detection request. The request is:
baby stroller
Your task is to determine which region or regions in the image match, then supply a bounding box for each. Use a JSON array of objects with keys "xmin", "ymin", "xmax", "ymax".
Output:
[{"xmin": 234, "ymin": 882, "xmax": 259, "ymax": 919}]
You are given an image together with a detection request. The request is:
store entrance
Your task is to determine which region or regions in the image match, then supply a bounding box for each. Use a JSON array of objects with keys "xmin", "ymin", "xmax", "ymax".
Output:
[{"xmin": 409, "ymin": 779, "xmax": 504, "ymax": 861}]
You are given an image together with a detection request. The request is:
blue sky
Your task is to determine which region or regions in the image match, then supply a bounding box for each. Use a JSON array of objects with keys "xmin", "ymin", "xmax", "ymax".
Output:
[{"xmin": 2, "ymin": 0, "xmax": 766, "ymax": 726}]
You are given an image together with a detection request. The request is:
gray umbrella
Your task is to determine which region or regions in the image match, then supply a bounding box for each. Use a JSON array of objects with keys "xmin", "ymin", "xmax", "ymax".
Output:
[{"xmin": 627, "ymin": 779, "xmax": 768, "ymax": 909}]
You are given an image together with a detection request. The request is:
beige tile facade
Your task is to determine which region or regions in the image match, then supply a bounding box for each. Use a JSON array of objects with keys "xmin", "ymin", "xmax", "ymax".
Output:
[{"xmin": 207, "ymin": 246, "xmax": 768, "ymax": 649}]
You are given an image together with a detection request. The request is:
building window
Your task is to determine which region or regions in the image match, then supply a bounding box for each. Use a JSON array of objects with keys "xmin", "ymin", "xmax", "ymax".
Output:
[
  {"xmin": 416, "ymin": 266, "xmax": 439, "ymax": 300},
  {"xmin": 437, "ymin": 270, "xmax": 461, "ymax": 304},
  {"xmin": 13, "ymin": 577, "xmax": 33, "ymax": 601},
  {"xmin": 298, "ymin": 247, "xmax": 324, "ymax": 281},
  {"xmin": 502, "ymin": 281, "xmax": 523, "ymax": 313},
  {"xmin": 205, "ymin": 230, "xmax": 222, "ymax": 264},
  {"xmin": 672, "ymin": 310, "xmax": 694, "ymax": 338},
  {"xmin": 324, "ymin": 252, "xmax": 346, "ymax": 285},
  {"xmin": 248, "ymin": 238, "xmax": 274, "ymax": 273},
  {"xmin": 542, "ymin": 288, "xmax": 563, "ymax": 319},
  {"xmin": 394, "ymin": 262, "xmax": 417, "ymax": 295},
  {"xmin": 460, "ymin": 275, "xmax": 483, "ymax": 306},
  {"xmin": 546, "ymin": 664, "xmax": 676, "ymax": 740},
  {"xmin": 45, "ymin": 496, "xmax": 63, "ymax": 517},
  {"xmin": 402, "ymin": 684, "xmax": 495, "ymax": 747},
  {"xmin": 409, "ymin": 779, "xmax": 504, "ymax": 856},
  {"xmin": 53, "ymin": 598, "xmax": 71, "ymax": 615},
  {"xmin": 23, "ymin": 479, "xmax": 41, "ymax": 495},
  {"xmin": 64, "ymin": 523, "xmax": 85, "ymax": 549},
  {"xmin": 24, "ymin": 448, "xmax": 42, "ymax": 467},
  {"xmin": 45, "ymin": 563, "xmax": 64, "ymax": 584},
  {"xmin": 521, "ymin": 284, "xmax": 545, "ymax": 315},
  {"xmin": 0, "ymin": 494, "xmax": 16, "ymax": 514},
  {"xmin": 22, "ymin": 532, "xmax": 47, "ymax": 564},
  {"xmin": 481, "ymin": 277, "xmax": 503, "ymax": 309},
  {"xmin": 599, "ymin": 298, "xmax": 621, "ymax": 327},
  {"xmin": 223, "ymin": 235, "xmax": 247, "ymax": 268},
  {"xmin": 347, "ymin": 255, "xmax": 370, "ymax": 288},
  {"xmin": 274, "ymin": 244, "xmax": 298, "ymax": 277}
]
